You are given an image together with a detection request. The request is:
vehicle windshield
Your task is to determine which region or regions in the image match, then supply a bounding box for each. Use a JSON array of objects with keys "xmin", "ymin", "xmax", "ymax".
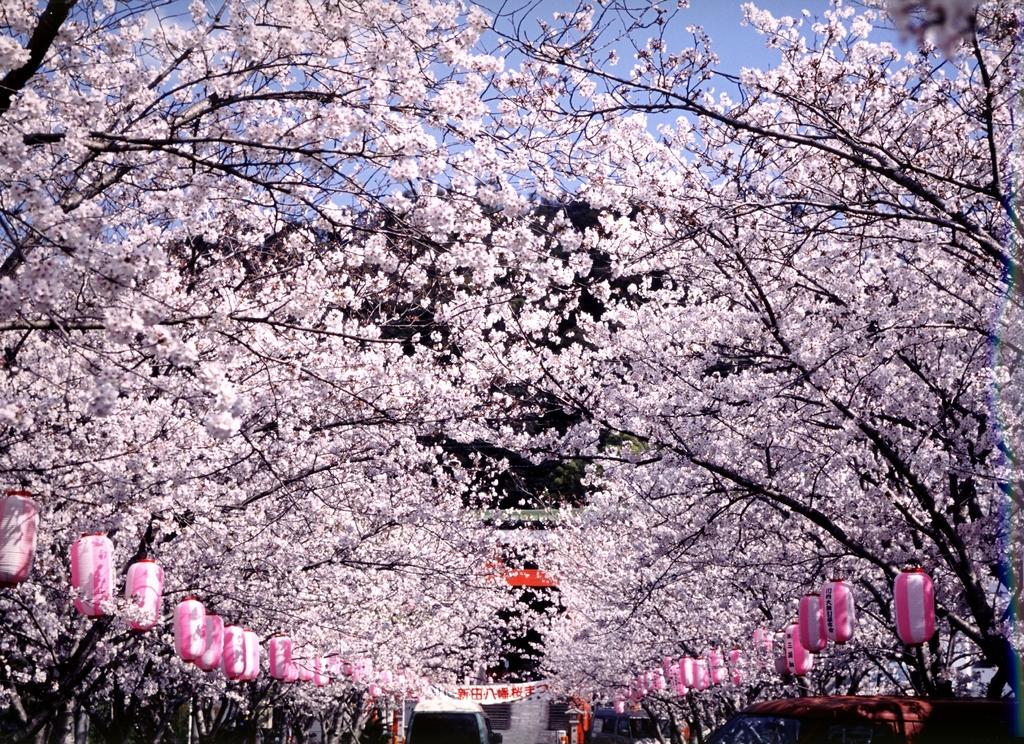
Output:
[
  {"xmin": 409, "ymin": 712, "xmax": 483, "ymax": 744},
  {"xmin": 707, "ymin": 715, "xmax": 802, "ymax": 744},
  {"xmin": 629, "ymin": 717, "xmax": 662, "ymax": 737}
]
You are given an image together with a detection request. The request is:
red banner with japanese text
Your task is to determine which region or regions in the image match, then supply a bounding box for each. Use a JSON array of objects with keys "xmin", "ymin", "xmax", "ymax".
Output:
[{"xmin": 448, "ymin": 681, "xmax": 551, "ymax": 704}]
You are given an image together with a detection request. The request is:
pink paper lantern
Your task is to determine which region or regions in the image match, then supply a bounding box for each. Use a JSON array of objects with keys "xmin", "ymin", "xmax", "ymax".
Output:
[
  {"xmin": 222, "ymin": 625, "xmax": 246, "ymax": 680},
  {"xmin": 662, "ymin": 655, "xmax": 674, "ymax": 681},
  {"xmin": 785, "ymin": 623, "xmax": 813, "ymax": 676},
  {"xmin": 195, "ymin": 615, "xmax": 225, "ymax": 671},
  {"xmin": 729, "ymin": 649, "xmax": 742, "ymax": 686},
  {"xmin": 680, "ymin": 657, "xmax": 696, "ymax": 688},
  {"xmin": 269, "ymin": 636, "xmax": 293, "ymax": 680},
  {"xmin": 753, "ymin": 626, "xmax": 773, "ymax": 665},
  {"xmin": 613, "ymin": 697, "xmax": 626, "ymax": 714},
  {"xmin": 708, "ymin": 649, "xmax": 726, "ymax": 685},
  {"xmin": 821, "ymin": 579, "xmax": 856, "ymax": 644},
  {"xmin": 71, "ymin": 533, "xmax": 114, "ymax": 617},
  {"xmin": 284, "ymin": 661, "xmax": 299, "ymax": 683},
  {"xmin": 0, "ymin": 490, "xmax": 39, "ymax": 588},
  {"xmin": 894, "ymin": 567, "xmax": 936, "ymax": 645},
  {"xmin": 694, "ymin": 659, "xmax": 711, "ymax": 691},
  {"xmin": 672, "ymin": 659, "xmax": 688, "ymax": 695},
  {"xmin": 299, "ymin": 658, "xmax": 314, "ymax": 683},
  {"xmin": 798, "ymin": 594, "xmax": 827, "ymax": 653},
  {"xmin": 124, "ymin": 559, "xmax": 163, "ymax": 631},
  {"xmin": 242, "ymin": 630, "xmax": 260, "ymax": 680},
  {"xmin": 313, "ymin": 657, "xmax": 330, "ymax": 687},
  {"xmin": 173, "ymin": 598, "xmax": 206, "ymax": 661}
]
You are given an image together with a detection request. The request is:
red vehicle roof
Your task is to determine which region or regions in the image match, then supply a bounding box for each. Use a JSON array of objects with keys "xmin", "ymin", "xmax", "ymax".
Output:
[{"xmin": 738, "ymin": 696, "xmax": 1020, "ymax": 742}]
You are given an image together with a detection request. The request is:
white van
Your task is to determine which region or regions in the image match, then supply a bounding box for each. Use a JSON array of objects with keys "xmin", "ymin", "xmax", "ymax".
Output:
[{"xmin": 407, "ymin": 697, "xmax": 503, "ymax": 744}]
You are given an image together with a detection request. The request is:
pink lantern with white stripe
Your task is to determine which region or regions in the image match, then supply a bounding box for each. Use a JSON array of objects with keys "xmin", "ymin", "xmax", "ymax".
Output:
[
  {"xmin": 894, "ymin": 567, "xmax": 936, "ymax": 646},
  {"xmin": 124, "ymin": 559, "xmax": 163, "ymax": 631},
  {"xmin": 269, "ymin": 636, "xmax": 293, "ymax": 680},
  {"xmin": 798, "ymin": 594, "xmax": 827, "ymax": 653},
  {"xmin": 71, "ymin": 533, "xmax": 115, "ymax": 617},
  {"xmin": 708, "ymin": 649, "xmax": 726, "ymax": 686},
  {"xmin": 680, "ymin": 657, "xmax": 696, "ymax": 688},
  {"xmin": 242, "ymin": 630, "xmax": 260, "ymax": 680},
  {"xmin": 821, "ymin": 579, "xmax": 856, "ymax": 644},
  {"xmin": 694, "ymin": 659, "xmax": 711, "ymax": 691},
  {"xmin": 222, "ymin": 625, "xmax": 246, "ymax": 680},
  {"xmin": 0, "ymin": 490, "xmax": 39, "ymax": 588},
  {"xmin": 173, "ymin": 598, "xmax": 206, "ymax": 661},
  {"xmin": 195, "ymin": 614, "xmax": 224, "ymax": 671},
  {"xmin": 729, "ymin": 649, "xmax": 743, "ymax": 686},
  {"xmin": 673, "ymin": 659, "xmax": 688, "ymax": 695},
  {"xmin": 313, "ymin": 657, "xmax": 330, "ymax": 687},
  {"xmin": 299, "ymin": 658, "xmax": 314, "ymax": 683},
  {"xmin": 785, "ymin": 623, "xmax": 813, "ymax": 676},
  {"xmin": 284, "ymin": 661, "xmax": 299, "ymax": 683}
]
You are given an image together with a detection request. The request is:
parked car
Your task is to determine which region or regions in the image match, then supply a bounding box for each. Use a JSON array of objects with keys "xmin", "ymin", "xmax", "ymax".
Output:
[
  {"xmin": 406, "ymin": 697, "xmax": 503, "ymax": 744},
  {"xmin": 707, "ymin": 695, "xmax": 1021, "ymax": 744},
  {"xmin": 589, "ymin": 706, "xmax": 669, "ymax": 744}
]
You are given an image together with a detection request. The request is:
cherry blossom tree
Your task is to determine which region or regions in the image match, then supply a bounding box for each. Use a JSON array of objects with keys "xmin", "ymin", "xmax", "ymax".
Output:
[
  {"xmin": 2, "ymin": 0, "xmax": 1022, "ymax": 739},
  {"xmin": 448, "ymin": 0, "xmax": 1022, "ymax": 709},
  {"xmin": 1, "ymin": 0, "xmax": 516, "ymax": 739}
]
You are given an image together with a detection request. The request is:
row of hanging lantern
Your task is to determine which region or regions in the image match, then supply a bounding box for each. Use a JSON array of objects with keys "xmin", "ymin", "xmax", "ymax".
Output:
[
  {"xmin": 620, "ymin": 569, "xmax": 937, "ymax": 701},
  {"xmin": 0, "ymin": 490, "xmax": 940, "ymax": 691},
  {"xmin": 1, "ymin": 491, "xmax": 421, "ymax": 695},
  {"xmin": 619, "ymin": 647, "xmax": 745, "ymax": 708},
  {"xmin": 775, "ymin": 570, "xmax": 935, "ymax": 678}
]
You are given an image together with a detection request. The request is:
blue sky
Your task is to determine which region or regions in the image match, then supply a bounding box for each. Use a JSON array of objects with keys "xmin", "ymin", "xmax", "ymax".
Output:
[
  {"xmin": 685, "ymin": 0, "xmax": 833, "ymax": 72},
  {"xmin": 681, "ymin": 1, "xmax": 909, "ymax": 72},
  {"xmin": 481, "ymin": 1, "xmax": 911, "ymax": 76}
]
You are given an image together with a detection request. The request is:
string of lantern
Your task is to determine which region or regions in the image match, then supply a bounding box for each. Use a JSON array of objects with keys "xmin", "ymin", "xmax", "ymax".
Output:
[
  {"xmin": 613, "ymin": 572, "xmax": 937, "ymax": 704},
  {"xmin": 0, "ymin": 490, "xmax": 941, "ymax": 701},
  {"xmin": 0, "ymin": 490, "xmax": 430, "ymax": 698}
]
